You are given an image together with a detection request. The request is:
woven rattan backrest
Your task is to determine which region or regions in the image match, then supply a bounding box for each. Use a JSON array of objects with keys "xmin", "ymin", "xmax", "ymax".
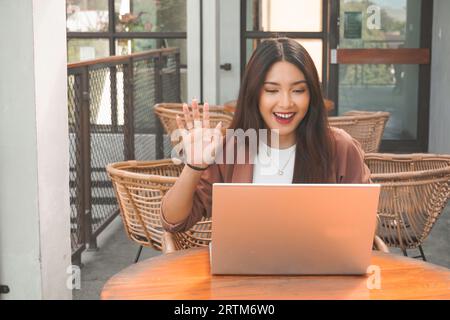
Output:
[
  {"xmin": 107, "ymin": 159, "xmax": 212, "ymax": 251},
  {"xmin": 171, "ymin": 219, "xmax": 212, "ymax": 250},
  {"xmin": 365, "ymin": 153, "xmax": 450, "ymax": 249},
  {"xmin": 329, "ymin": 111, "xmax": 390, "ymax": 153},
  {"xmin": 154, "ymin": 103, "xmax": 234, "ymax": 137}
]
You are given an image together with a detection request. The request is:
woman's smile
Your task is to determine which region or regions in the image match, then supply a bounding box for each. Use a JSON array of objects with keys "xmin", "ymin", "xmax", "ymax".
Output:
[{"xmin": 273, "ymin": 112, "xmax": 297, "ymax": 124}]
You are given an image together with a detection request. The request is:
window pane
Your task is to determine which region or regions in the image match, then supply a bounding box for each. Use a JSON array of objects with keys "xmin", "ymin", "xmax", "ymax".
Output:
[
  {"xmin": 245, "ymin": 38, "xmax": 323, "ymax": 81},
  {"xmin": 115, "ymin": 38, "xmax": 186, "ymax": 65},
  {"xmin": 297, "ymin": 39, "xmax": 323, "ymax": 80},
  {"xmin": 114, "ymin": 0, "xmax": 186, "ymax": 32},
  {"xmin": 338, "ymin": 64, "xmax": 419, "ymax": 140},
  {"xmin": 115, "ymin": 38, "xmax": 187, "ymax": 101},
  {"xmin": 339, "ymin": 0, "xmax": 421, "ymax": 49},
  {"xmin": 66, "ymin": 0, "xmax": 109, "ymax": 32},
  {"xmin": 246, "ymin": 0, "xmax": 322, "ymax": 32},
  {"xmin": 116, "ymin": 38, "xmax": 158, "ymax": 55},
  {"xmin": 67, "ymin": 39, "xmax": 110, "ymax": 63}
]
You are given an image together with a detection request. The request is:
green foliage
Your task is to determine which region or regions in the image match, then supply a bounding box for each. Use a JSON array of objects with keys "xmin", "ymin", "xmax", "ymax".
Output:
[{"xmin": 115, "ymin": 0, "xmax": 186, "ymax": 32}]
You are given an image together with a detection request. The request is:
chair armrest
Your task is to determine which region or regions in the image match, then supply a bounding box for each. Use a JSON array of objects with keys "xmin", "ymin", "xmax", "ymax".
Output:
[
  {"xmin": 162, "ymin": 231, "xmax": 177, "ymax": 254},
  {"xmin": 373, "ymin": 235, "xmax": 390, "ymax": 253}
]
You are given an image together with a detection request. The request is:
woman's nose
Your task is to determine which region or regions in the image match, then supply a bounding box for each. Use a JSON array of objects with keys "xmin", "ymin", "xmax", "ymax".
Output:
[{"xmin": 280, "ymin": 92, "xmax": 293, "ymax": 108}]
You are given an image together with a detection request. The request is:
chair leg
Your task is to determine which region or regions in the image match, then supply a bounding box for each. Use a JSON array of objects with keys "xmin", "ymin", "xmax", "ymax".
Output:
[
  {"xmin": 134, "ymin": 245, "xmax": 143, "ymax": 263},
  {"xmin": 162, "ymin": 231, "xmax": 177, "ymax": 254},
  {"xmin": 418, "ymin": 245, "xmax": 427, "ymax": 261},
  {"xmin": 401, "ymin": 247, "xmax": 408, "ymax": 257}
]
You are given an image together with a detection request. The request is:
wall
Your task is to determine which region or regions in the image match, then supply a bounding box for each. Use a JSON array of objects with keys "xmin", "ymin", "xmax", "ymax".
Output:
[
  {"xmin": 187, "ymin": 0, "xmax": 202, "ymax": 102},
  {"xmin": 219, "ymin": 0, "xmax": 241, "ymax": 104},
  {"xmin": 0, "ymin": 0, "xmax": 42, "ymax": 299},
  {"xmin": 188, "ymin": 0, "xmax": 240, "ymax": 105},
  {"xmin": 0, "ymin": 0, "xmax": 71, "ymax": 299},
  {"xmin": 429, "ymin": 0, "xmax": 450, "ymax": 153},
  {"xmin": 202, "ymin": 0, "xmax": 220, "ymax": 104}
]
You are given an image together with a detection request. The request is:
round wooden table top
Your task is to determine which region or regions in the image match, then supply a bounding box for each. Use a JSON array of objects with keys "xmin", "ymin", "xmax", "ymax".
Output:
[{"xmin": 101, "ymin": 247, "xmax": 450, "ymax": 300}]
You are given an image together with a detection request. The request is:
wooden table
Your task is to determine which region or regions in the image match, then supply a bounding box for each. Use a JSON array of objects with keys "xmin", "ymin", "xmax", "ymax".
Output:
[{"xmin": 101, "ymin": 247, "xmax": 450, "ymax": 300}]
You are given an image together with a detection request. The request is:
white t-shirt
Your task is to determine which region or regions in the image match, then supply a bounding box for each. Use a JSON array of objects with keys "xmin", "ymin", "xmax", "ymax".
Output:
[{"xmin": 252, "ymin": 143, "xmax": 296, "ymax": 184}]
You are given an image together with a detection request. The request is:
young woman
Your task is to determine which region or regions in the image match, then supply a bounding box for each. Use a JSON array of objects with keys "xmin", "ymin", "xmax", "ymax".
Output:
[{"xmin": 161, "ymin": 38, "xmax": 370, "ymax": 233}]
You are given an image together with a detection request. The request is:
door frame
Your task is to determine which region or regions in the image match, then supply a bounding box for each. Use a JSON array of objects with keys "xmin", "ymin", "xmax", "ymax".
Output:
[
  {"xmin": 240, "ymin": 0, "xmax": 330, "ymax": 94},
  {"xmin": 328, "ymin": 0, "xmax": 434, "ymax": 153}
]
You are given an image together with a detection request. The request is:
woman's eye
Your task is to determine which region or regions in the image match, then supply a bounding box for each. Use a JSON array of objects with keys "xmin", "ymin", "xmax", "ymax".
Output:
[
  {"xmin": 264, "ymin": 89, "xmax": 278, "ymax": 93},
  {"xmin": 293, "ymin": 89, "xmax": 306, "ymax": 93}
]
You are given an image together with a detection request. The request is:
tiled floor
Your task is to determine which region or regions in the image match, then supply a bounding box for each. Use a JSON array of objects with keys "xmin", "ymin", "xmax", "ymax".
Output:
[
  {"xmin": 72, "ymin": 216, "xmax": 161, "ymax": 300},
  {"xmin": 73, "ymin": 205, "xmax": 450, "ymax": 300}
]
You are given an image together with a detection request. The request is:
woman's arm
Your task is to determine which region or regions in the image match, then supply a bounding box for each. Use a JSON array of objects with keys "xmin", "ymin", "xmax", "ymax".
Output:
[
  {"xmin": 161, "ymin": 164, "xmax": 221, "ymax": 233},
  {"xmin": 161, "ymin": 99, "xmax": 223, "ymax": 231},
  {"xmin": 161, "ymin": 165, "xmax": 205, "ymax": 225}
]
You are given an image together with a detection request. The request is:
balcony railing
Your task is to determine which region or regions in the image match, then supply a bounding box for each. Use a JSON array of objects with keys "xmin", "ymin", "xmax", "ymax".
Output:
[{"xmin": 67, "ymin": 48, "xmax": 181, "ymax": 265}]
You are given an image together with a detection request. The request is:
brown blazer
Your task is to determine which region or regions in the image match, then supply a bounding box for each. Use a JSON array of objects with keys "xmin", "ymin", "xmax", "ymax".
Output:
[{"xmin": 161, "ymin": 128, "xmax": 371, "ymax": 233}]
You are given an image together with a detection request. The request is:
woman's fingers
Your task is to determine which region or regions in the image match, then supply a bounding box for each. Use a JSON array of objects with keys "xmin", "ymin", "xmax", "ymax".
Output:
[
  {"xmin": 178, "ymin": 100, "xmax": 222, "ymax": 166},
  {"xmin": 212, "ymin": 121, "xmax": 223, "ymax": 148},
  {"xmin": 175, "ymin": 114, "xmax": 189, "ymax": 142},
  {"xmin": 215, "ymin": 121, "xmax": 223, "ymax": 134},
  {"xmin": 182, "ymin": 103, "xmax": 193, "ymax": 130},
  {"xmin": 209, "ymin": 122, "xmax": 223, "ymax": 163},
  {"xmin": 203, "ymin": 102, "xmax": 210, "ymax": 129},
  {"xmin": 175, "ymin": 114, "xmax": 184, "ymax": 130},
  {"xmin": 192, "ymin": 99, "xmax": 202, "ymax": 129},
  {"xmin": 202, "ymin": 122, "xmax": 221, "ymax": 165}
]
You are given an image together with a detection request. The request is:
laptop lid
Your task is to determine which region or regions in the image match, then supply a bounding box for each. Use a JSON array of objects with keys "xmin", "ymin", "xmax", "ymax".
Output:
[{"xmin": 211, "ymin": 184, "xmax": 380, "ymax": 275}]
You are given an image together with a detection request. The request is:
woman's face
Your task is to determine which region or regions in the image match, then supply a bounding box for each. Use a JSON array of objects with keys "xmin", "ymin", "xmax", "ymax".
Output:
[{"xmin": 258, "ymin": 60, "xmax": 310, "ymax": 147}]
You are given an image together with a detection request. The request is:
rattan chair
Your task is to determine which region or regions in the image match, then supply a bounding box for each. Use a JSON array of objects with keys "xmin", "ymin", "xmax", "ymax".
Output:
[
  {"xmin": 154, "ymin": 103, "xmax": 234, "ymax": 138},
  {"xmin": 365, "ymin": 153, "xmax": 450, "ymax": 260},
  {"xmin": 106, "ymin": 159, "xmax": 212, "ymax": 262},
  {"xmin": 328, "ymin": 111, "xmax": 390, "ymax": 153}
]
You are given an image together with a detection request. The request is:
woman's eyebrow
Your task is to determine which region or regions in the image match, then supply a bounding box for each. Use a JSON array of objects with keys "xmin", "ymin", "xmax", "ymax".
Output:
[
  {"xmin": 291, "ymin": 80, "xmax": 308, "ymax": 85},
  {"xmin": 263, "ymin": 80, "xmax": 307, "ymax": 86}
]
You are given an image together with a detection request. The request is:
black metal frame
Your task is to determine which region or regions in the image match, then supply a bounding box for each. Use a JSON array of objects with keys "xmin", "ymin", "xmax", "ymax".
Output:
[
  {"xmin": 402, "ymin": 245, "xmax": 427, "ymax": 261},
  {"xmin": 328, "ymin": 0, "xmax": 433, "ymax": 153},
  {"xmin": 135, "ymin": 245, "xmax": 144, "ymax": 263},
  {"xmin": 240, "ymin": 0, "xmax": 330, "ymax": 92},
  {"xmin": 68, "ymin": 48, "xmax": 181, "ymax": 266}
]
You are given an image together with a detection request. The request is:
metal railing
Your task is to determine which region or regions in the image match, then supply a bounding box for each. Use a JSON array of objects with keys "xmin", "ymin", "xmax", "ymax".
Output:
[{"xmin": 68, "ymin": 48, "xmax": 181, "ymax": 266}]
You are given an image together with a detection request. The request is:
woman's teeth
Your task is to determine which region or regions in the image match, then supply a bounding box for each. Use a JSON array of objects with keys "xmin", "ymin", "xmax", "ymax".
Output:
[{"xmin": 274, "ymin": 112, "xmax": 295, "ymax": 119}]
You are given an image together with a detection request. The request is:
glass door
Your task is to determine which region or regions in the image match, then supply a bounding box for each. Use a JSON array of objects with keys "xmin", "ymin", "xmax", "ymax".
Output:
[
  {"xmin": 329, "ymin": 0, "xmax": 433, "ymax": 152},
  {"xmin": 241, "ymin": 0, "xmax": 328, "ymax": 89}
]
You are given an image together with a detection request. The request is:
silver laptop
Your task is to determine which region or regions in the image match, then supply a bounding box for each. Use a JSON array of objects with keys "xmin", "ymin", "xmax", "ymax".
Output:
[{"xmin": 210, "ymin": 183, "xmax": 380, "ymax": 275}]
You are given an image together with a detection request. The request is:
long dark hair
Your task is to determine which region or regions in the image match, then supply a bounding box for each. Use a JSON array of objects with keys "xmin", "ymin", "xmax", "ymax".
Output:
[{"xmin": 230, "ymin": 38, "xmax": 335, "ymax": 183}]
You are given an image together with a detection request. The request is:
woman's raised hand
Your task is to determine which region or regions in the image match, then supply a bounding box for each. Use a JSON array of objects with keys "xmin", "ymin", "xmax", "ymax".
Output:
[{"xmin": 174, "ymin": 99, "xmax": 223, "ymax": 168}]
